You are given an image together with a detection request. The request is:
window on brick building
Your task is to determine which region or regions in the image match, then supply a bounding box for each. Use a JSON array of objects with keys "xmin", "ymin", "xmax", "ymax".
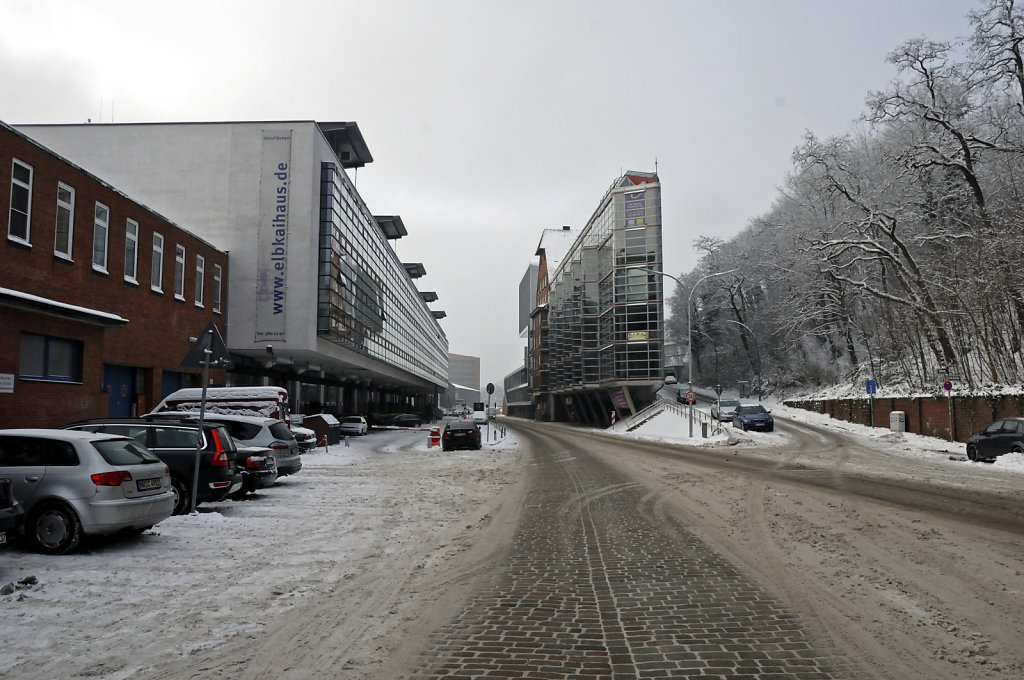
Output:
[
  {"xmin": 19, "ymin": 332, "xmax": 83, "ymax": 383},
  {"xmin": 124, "ymin": 218, "xmax": 138, "ymax": 283},
  {"xmin": 92, "ymin": 202, "xmax": 109, "ymax": 272},
  {"xmin": 195, "ymin": 254, "xmax": 205, "ymax": 307},
  {"xmin": 8, "ymin": 158, "xmax": 32, "ymax": 244},
  {"xmin": 212, "ymin": 263, "xmax": 223, "ymax": 314},
  {"xmin": 151, "ymin": 232, "xmax": 164, "ymax": 292},
  {"xmin": 174, "ymin": 244, "xmax": 186, "ymax": 300},
  {"xmin": 54, "ymin": 182, "xmax": 75, "ymax": 258}
]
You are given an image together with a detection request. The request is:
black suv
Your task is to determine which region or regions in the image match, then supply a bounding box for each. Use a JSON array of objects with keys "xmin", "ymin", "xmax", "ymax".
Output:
[{"xmin": 63, "ymin": 417, "xmax": 243, "ymax": 515}]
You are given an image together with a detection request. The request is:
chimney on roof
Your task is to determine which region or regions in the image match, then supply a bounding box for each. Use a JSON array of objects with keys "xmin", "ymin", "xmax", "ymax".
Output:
[{"xmin": 562, "ymin": 225, "xmax": 570, "ymax": 230}]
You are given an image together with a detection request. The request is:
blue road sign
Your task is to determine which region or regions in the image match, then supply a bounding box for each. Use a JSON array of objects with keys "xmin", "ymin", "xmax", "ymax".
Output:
[{"xmin": 866, "ymin": 379, "xmax": 877, "ymax": 395}]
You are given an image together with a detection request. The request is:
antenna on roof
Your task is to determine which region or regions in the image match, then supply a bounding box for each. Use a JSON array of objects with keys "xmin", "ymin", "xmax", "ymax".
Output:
[{"xmin": 654, "ymin": 156, "xmax": 658, "ymax": 174}]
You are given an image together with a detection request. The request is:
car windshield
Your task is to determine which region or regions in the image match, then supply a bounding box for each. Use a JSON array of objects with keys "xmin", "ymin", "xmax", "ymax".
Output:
[
  {"xmin": 92, "ymin": 438, "xmax": 162, "ymax": 465},
  {"xmin": 737, "ymin": 405, "xmax": 768, "ymax": 414}
]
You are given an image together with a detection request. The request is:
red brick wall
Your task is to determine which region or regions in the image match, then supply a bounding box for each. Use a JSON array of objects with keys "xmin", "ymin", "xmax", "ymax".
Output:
[
  {"xmin": 0, "ymin": 124, "xmax": 229, "ymax": 427},
  {"xmin": 784, "ymin": 394, "xmax": 1024, "ymax": 443}
]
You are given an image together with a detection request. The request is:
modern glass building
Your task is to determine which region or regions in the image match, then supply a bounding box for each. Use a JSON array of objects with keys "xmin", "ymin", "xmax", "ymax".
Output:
[
  {"xmin": 18, "ymin": 121, "xmax": 448, "ymax": 420},
  {"xmin": 543, "ymin": 171, "xmax": 663, "ymax": 425}
]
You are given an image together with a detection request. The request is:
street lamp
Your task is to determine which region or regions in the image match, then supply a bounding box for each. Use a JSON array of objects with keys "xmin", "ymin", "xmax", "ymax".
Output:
[
  {"xmin": 724, "ymin": 319, "xmax": 762, "ymax": 401},
  {"xmin": 636, "ymin": 266, "xmax": 737, "ymax": 436}
]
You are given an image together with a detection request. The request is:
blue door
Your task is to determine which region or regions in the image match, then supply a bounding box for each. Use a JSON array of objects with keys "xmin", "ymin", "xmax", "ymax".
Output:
[{"xmin": 103, "ymin": 364, "xmax": 135, "ymax": 417}]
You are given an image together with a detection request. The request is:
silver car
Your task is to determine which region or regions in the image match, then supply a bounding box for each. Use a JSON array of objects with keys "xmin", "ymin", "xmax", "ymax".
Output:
[
  {"xmin": 710, "ymin": 399, "xmax": 741, "ymax": 422},
  {"xmin": 0, "ymin": 429, "xmax": 174, "ymax": 554}
]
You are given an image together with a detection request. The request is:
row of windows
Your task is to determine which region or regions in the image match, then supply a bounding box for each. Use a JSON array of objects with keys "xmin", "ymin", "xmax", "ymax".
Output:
[
  {"xmin": 541, "ymin": 184, "xmax": 664, "ymax": 388},
  {"xmin": 7, "ymin": 157, "xmax": 223, "ymax": 313}
]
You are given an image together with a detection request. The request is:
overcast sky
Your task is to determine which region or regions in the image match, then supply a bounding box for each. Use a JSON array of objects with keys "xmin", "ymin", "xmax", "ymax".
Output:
[{"xmin": 1, "ymin": 0, "xmax": 974, "ymax": 388}]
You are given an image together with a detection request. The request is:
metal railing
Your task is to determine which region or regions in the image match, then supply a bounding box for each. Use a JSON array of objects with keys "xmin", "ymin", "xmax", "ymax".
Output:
[{"xmin": 622, "ymin": 394, "xmax": 729, "ymax": 437}]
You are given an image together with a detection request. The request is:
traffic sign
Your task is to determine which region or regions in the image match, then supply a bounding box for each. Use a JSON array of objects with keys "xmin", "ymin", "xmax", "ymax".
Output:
[
  {"xmin": 943, "ymin": 380, "xmax": 953, "ymax": 391},
  {"xmin": 684, "ymin": 391, "xmax": 696, "ymax": 403},
  {"xmin": 865, "ymin": 379, "xmax": 877, "ymax": 395}
]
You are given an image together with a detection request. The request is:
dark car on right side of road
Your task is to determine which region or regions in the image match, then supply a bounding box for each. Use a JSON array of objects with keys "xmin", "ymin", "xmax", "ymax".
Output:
[
  {"xmin": 63, "ymin": 417, "xmax": 243, "ymax": 515},
  {"xmin": 441, "ymin": 421, "xmax": 482, "ymax": 451},
  {"xmin": 966, "ymin": 417, "xmax": 1024, "ymax": 462},
  {"xmin": 732, "ymin": 404, "xmax": 774, "ymax": 432}
]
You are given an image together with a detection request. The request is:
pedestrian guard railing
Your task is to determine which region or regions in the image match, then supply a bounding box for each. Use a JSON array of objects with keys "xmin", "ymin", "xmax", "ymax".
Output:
[{"xmin": 623, "ymin": 393, "xmax": 728, "ymax": 437}]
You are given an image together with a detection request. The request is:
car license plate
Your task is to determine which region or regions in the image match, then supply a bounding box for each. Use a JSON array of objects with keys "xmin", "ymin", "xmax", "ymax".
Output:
[{"xmin": 136, "ymin": 478, "xmax": 161, "ymax": 491}]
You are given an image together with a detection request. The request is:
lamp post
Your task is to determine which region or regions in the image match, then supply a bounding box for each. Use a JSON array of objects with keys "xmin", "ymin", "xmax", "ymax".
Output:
[
  {"xmin": 636, "ymin": 266, "xmax": 736, "ymax": 436},
  {"xmin": 724, "ymin": 319, "xmax": 762, "ymax": 401}
]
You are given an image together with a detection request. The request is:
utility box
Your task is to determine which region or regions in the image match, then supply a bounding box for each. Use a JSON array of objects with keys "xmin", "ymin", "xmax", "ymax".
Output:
[
  {"xmin": 306, "ymin": 413, "xmax": 341, "ymax": 445},
  {"xmin": 890, "ymin": 411, "xmax": 906, "ymax": 433}
]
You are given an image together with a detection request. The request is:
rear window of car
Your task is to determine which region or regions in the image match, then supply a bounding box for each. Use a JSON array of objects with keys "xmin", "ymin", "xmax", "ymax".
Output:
[
  {"xmin": 152, "ymin": 426, "xmax": 202, "ymax": 449},
  {"xmin": 268, "ymin": 422, "xmax": 295, "ymax": 440},
  {"xmin": 217, "ymin": 421, "xmax": 261, "ymax": 441},
  {"xmin": 343, "ymin": 416, "xmax": 363, "ymax": 424},
  {"xmin": 446, "ymin": 422, "xmax": 478, "ymax": 431},
  {"xmin": 92, "ymin": 438, "xmax": 161, "ymax": 465}
]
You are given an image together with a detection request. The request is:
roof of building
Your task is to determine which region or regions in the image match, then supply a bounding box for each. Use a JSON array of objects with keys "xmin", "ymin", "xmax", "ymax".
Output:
[
  {"xmin": 316, "ymin": 122, "xmax": 373, "ymax": 169},
  {"xmin": 535, "ymin": 226, "xmax": 576, "ymax": 272}
]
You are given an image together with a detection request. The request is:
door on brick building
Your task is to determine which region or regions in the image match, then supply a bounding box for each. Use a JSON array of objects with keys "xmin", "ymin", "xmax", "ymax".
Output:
[{"xmin": 103, "ymin": 364, "xmax": 135, "ymax": 417}]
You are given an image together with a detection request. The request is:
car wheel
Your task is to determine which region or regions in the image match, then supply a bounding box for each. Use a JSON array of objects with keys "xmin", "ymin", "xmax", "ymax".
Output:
[
  {"xmin": 170, "ymin": 477, "xmax": 191, "ymax": 515},
  {"xmin": 28, "ymin": 503, "xmax": 82, "ymax": 554},
  {"xmin": 966, "ymin": 444, "xmax": 979, "ymax": 462},
  {"xmin": 1012, "ymin": 444, "xmax": 1024, "ymax": 454}
]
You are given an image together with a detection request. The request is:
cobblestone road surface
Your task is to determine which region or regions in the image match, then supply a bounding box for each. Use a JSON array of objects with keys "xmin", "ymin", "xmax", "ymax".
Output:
[{"xmin": 407, "ymin": 426, "xmax": 860, "ymax": 679}]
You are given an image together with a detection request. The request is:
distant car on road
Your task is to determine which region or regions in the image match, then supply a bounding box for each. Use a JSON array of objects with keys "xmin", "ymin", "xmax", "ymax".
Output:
[
  {"xmin": 471, "ymin": 410, "xmax": 488, "ymax": 425},
  {"xmin": 711, "ymin": 399, "xmax": 741, "ymax": 422},
  {"xmin": 0, "ymin": 429, "xmax": 174, "ymax": 554},
  {"xmin": 732, "ymin": 404, "xmax": 774, "ymax": 432},
  {"xmin": 966, "ymin": 417, "xmax": 1024, "ymax": 462},
  {"xmin": 389, "ymin": 414, "xmax": 423, "ymax": 429},
  {"xmin": 442, "ymin": 421, "xmax": 482, "ymax": 451},
  {"xmin": 340, "ymin": 416, "xmax": 368, "ymax": 436}
]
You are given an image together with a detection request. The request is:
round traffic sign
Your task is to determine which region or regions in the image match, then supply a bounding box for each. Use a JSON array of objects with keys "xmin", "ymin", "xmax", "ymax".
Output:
[
  {"xmin": 943, "ymin": 380, "xmax": 953, "ymax": 391},
  {"xmin": 685, "ymin": 391, "xmax": 696, "ymax": 403}
]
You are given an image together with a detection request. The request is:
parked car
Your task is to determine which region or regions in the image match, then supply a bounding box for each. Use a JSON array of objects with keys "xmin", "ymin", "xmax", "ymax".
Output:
[
  {"xmin": 63, "ymin": 417, "xmax": 243, "ymax": 515},
  {"xmin": 340, "ymin": 416, "xmax": 369, "ymax": 436},
  {"xmin": 711, "ymin": 399, "xmax": 741, "ymax": 422},
  {"xmin": 290, "ymin": 425, "xmax": 318, "ymax": 451},
  {"xmin": 732, "ymin": 404, "xmax": 774, "ymax": 432},
  {"xmin": 442, "ymin": 421, "xmax": 482, "ymax": 451},
  {"xmin": 471, "ymin": 410, "xmax": 488, "ymax": 425},
  {"xmin": 193, "ymin": 413, "xmax": 302, "ymax": 477},
  {"xmin": 389, "ymin": 414, "xmax": 423, "ymax": 428},
  {"xmin": 0, "ymin": 429, "xmax": 174, "ymax": 554},
  {"xmin": 0, "ymin": 477, "xmax": 25, "ymax": 549},
  {"xmin": 966, "ymin": 417, "xmax": 1024, "ymax": 462},
  {"xmin": 231, "ymin": 445, "xmax": 278, "ymax": 497}
]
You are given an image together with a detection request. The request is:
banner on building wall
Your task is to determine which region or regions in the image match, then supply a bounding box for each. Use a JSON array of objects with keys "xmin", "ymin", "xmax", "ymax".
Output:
[{"xmin": 255, "ymin": 130, "xmax": 293, "ymax": 342}]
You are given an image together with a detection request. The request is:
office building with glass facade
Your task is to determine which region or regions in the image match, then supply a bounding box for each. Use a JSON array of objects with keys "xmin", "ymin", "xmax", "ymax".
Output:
[
  {"xmin": 541, "ymin": 171, "xmax": 664, "ymax": 425},
  {"xmin": 18, "ymin": 121, "xmax": 448, "ymax": 420}
]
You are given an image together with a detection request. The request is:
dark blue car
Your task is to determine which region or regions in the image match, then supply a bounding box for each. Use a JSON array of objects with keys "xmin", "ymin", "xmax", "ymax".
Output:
[{"xmin": 732, "ymin": 404, "xmax": 774, "ymax": 432}]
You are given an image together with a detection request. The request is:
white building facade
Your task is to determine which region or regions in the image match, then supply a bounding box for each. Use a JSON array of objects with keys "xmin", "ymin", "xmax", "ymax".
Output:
[{"xmin": 19, "ymin": 121, "xmax": 448, "ymax": 420}]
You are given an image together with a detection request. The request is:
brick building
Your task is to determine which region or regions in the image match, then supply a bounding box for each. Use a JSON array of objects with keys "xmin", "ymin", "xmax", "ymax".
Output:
[{"xmin": 1, "ymin": 121, "xmax": 229, "ymax": 427}]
